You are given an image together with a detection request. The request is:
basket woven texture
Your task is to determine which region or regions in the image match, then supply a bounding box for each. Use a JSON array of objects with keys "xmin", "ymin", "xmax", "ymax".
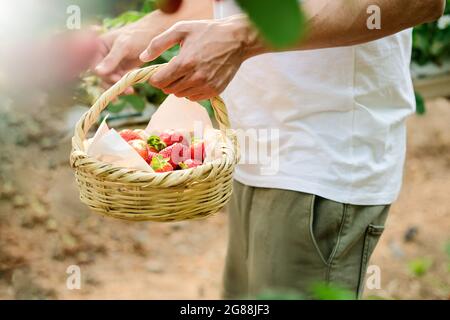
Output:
[{"xmin": 70, "ymin": 64, "xmax": 238, "ymax": 222}]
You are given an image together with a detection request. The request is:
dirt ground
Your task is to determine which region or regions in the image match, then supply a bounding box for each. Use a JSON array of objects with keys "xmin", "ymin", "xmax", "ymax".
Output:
[{"xmin": 0, "ymin": 94, "xmax": 449, "ymax": 300}]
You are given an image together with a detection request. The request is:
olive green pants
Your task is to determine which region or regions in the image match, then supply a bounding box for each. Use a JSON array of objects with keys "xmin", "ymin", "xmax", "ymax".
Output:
[{"xmin": 223, "ymin": 180, "xmax": 389, "ymax": 299}]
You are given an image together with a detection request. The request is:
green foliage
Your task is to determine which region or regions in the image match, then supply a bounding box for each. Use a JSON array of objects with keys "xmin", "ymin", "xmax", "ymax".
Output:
[
  {"xmin": 103, "ymin": 10, "xmax": 146, "ymax": 29},
  {"xmin": 254, "ymin": 283, "xmax": 355, "ymax": 300},
  {"xmin": 255, "ymin": 290, "xmax": 305, "ymax": 300},
  {"xmin": 408, "ymin": 258, "xmax": 433, "ymax": 277},
  {"xmin": 236, "ymin": 0, "xmax": 306, "ymax": 49},
  {"xmin": 106, "ymin": 95, "xmax": 146, "ymax": 113},
  {"xmin": 412, "ymin": 0, "xmax": 450, "ymax": 66},
  {"xmin": 310, "ymin": 283, "xmax": 355, "ymax": 300},
  {"xmin": 445, "ymin": 241, "xmax": 450, "ymax": 273},
  {"xmin": 141, "ymin": 0, "xmax": 158, "ymax": 13},
  {"xmin": 445, "ymin": 241, "xmax": 450, "ymax": 258},
  {"xmin": 415, "ymin": 92, "xmax": 426, "ymax": 115}
]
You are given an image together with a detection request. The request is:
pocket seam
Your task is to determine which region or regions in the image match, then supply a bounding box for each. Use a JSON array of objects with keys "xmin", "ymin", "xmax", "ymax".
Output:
[
  {"xmin": 308, "ymin": 195, "xmax": 329, "ymax": 267},
  {"xmin": 356, "ymin": 223, "xmax": 385, "ymax": 298},
  {"xmin": 325, "ymin": 203, "xmax": 348, "ymax": 281}
]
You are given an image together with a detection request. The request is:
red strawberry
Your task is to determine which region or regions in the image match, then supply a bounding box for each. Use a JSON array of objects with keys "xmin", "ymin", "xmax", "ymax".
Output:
[
  {"xmin": 156, "ymin": 0, "xmax": 182, "ymax": 14},
  {"xmin": 190, "ymin": 139, "xmax": 205, "ymax": 162},
  {"xmin": 159, "ymin": 129, "xmax": 187, "ymax": 147},
  {"xmin": 128, "ymin": 139, "xmax": 151, "ymax": 163},
  {"xmin": 120, "ymin": 129, "xmax": 142, "ymax": 142},
  {"xmin": 151, "ymin": 155, "xmax": 174, "ymax": 173},
  {"xmin": 179, "ymin": 159, "xmax": 202, "ymax": 170},
  {"xmin": 148, "ymin": 146, "xmax": 159, "ymax": 153},
  {"xmin": 133, "ymin": 129, "xmax": 149, "ymax": 140},
  {"xmin": 159, "ymin": 142, "xmax": 189, "ymax": 167}
]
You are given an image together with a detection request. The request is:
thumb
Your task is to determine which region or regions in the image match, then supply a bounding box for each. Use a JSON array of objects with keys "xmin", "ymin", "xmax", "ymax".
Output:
[
  {"xmin": 95, "ymin": 41, "xmax": 126, "ymax": 75},
  {"xmin": 139, "ymin": 24, "xmax": 186, "ymax": 62}
]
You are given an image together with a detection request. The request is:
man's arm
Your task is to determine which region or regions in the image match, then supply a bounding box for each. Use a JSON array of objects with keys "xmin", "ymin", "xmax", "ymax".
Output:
[
  {"xmin": 292, "ymin": 0, "xmax": 446, "ymax": 50},
  {"xmin": 140, "ymin": 0, "xmax": 445, "ymax": 101},
  {"xmin": 94, "ymin": 0, "xmax": 211, "ymax": 87}
]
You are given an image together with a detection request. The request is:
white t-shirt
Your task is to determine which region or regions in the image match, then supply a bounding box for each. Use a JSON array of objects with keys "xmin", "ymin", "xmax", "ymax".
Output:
[{"xmin": 214, "ymin": 1, "xmax": 415, "ymax": 205}]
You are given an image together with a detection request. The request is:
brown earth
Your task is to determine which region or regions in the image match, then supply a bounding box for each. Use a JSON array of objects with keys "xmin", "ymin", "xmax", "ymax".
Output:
[{"xmin": 0, "ymin": 95, "xmax": 449, "ymax": 300}]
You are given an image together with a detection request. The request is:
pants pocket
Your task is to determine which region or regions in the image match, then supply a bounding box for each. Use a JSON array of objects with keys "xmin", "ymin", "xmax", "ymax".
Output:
[
  {"xmin": 309, "ymin": 195, "xmax": 347, "ymax": 266},
  {"xmin": 357, "ymin": 224, "xmax": 385, "ymax": 298}
]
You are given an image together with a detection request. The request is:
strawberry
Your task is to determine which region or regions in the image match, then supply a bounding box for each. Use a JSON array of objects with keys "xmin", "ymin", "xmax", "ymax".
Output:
[
  {"xmin": 156, "ymin": 0, "xmax": 182, "ymax": 14},
  {"xmin": 133, "ymin": 129, "xmax": 149, "ymax": 141},
  {"xmin": 147, "ymin": 135, "xmax": 167, "ymax": 152},
  {"xmin": 190, "ymin": 139, "xmax": 205, "ymax": 162},
  {"xmin": 120, "ymin": 129, "xmax": 142, "ymax": 142},
  {"xmin": 179, "ymin": 159, "xmax": 202, "ymax": 170},
  {"xmin": 151, "ymin": 155, "xmax": 174, "ymax": 173},
  {"xmin": 128, "ymin": 139, "xmax": 151, "ymax": 163},
  {"xmin": 148, "ymin": 146, "xmax": 159, "ymax": 153},
  {"xmin": 147, "ymin": 149, "xmax": 159, "ymax": 164},
  {"xmin": 159, "ymin": 129, "xmax": 187, "ymax": 147},
  {"xmin": 159, "ymin": 142, "xmax": 189, "ymax": 167}
]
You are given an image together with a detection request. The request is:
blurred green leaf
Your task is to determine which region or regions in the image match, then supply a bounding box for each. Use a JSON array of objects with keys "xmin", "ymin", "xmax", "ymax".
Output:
[
  {"xmin": 415, "ymin": 92, "xmax": 426, "ymax": 115},
  {"xmin": 198, "ymin": 100, "xmax": 215, "ymax": 118},
  {"xmin": 412, "ymin": 2, "xmax": 450, "ymax": 66},
  {"xmin": 408, "ymin": 258, "xmax": 432, "ymax": 277},
  {"xmin": 160, "ymin": 45, "xmax": 180, "ymax": 61},
  {"xmin": 310, "ymin": 283, "xmax": 355, "ymax": 300},
  {"xmin": 107, "ymin": 99, "xmax": 127, "ymax": 113},
  {"xmin": 236, "ymin": 0, "xmax": 306, "ymax": 49},
  {"xmin": 255, "ymin": 290, "xmax": 304, "ymax": 300},
  {"xmin": 445, "ymin": 241, "xmax": 450, "ymax": 258},
  {"xmin": 141, "ymin": 0, "xmax": 157, "ymax": 13},
  {"xmin": 121, "ymin": 94, "xmax": 146, "ymax": 112},
  {"xmin": 103, "ymin": 10, "xmax": 145, "ymax": 29}
]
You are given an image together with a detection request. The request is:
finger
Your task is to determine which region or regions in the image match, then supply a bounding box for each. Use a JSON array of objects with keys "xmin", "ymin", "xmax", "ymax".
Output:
[
  {"xmin": 99, "ymin": 66, "xmax": 127, "ymax": 88},
  {"xmin": 174, "ymin": 86, "xmax": 208, "ymax": 99},
  {"xmin": 110, "ymin": 74, "xmax": 121, "ymax": 83},
  {"xmin": 139, "ymin": 23, "xmax": 187, "ymax": 62},
  {"xmin": 162, "ymin": 75, "xmax": 191, "ymax": 94},
  {"xmin": 187, "ymin": 94, "xmax": 211, "ymax": 102},
  {"xmin": 124, "ymin": 87, "xmax": 134, "ymax": 95},
  {"xmin": 163, "ymin": 71, "xmax": 206, "ymax": 94},
  {"xmin": 149, "ymin": 57, "xmax": 191, "ymax": 89},
  {"xmin": 101, "ymin": 80, "xmax": 113, "ymax": 91},
  {"xmin": 95, "ymin": 41, "xmax": 127, "ymax": 75}
]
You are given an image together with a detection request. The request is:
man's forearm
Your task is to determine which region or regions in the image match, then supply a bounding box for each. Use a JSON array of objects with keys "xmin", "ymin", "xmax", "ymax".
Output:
[{"xmin": 243, "ymin": 0, "xmax": 446, "ymax": 57}]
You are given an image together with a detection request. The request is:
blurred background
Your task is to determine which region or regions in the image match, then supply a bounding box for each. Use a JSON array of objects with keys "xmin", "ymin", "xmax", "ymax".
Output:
[{"xmin": 0, "ymin": 0, "xmax": 449, "ymax": 300}]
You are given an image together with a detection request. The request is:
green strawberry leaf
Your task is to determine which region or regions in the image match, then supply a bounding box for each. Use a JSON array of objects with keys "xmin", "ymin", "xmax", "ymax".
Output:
[
  {"xmin": 147, "ymin": 135, "xmax": 167, "ymax": 151},
  {"xmin": 179, "ymin": 162, "xmax": 188, "ymax": 170}
]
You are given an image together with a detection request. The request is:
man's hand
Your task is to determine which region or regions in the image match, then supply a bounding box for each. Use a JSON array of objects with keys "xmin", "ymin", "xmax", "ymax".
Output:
[
  {"xmin": 94, "ymin": 0, "xmax": 212, "ymax": 92},
  {"xmin": 140, "ymin": 15, "xmax": 259, "ymax": 101},
  {"xmin": 94, "ymin": 23, "xmax": 166, "ymax": 91}
]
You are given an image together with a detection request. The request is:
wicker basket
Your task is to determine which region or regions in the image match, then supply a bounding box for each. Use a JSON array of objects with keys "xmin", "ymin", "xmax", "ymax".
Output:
[{"xmin": 70, "ymin": 64, "xmax": 238, "ymax": 222}]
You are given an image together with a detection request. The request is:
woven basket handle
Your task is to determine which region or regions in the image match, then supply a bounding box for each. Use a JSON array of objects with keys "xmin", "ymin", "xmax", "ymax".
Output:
[{"xmin": 73, "ymin": 64, "xmax": 230, "ymax": 151}]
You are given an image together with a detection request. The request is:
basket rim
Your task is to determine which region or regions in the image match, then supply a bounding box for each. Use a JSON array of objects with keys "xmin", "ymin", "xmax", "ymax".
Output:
[{"xmin": 70, "ymin": 133, "xmax": 237, "ymax": 185}]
